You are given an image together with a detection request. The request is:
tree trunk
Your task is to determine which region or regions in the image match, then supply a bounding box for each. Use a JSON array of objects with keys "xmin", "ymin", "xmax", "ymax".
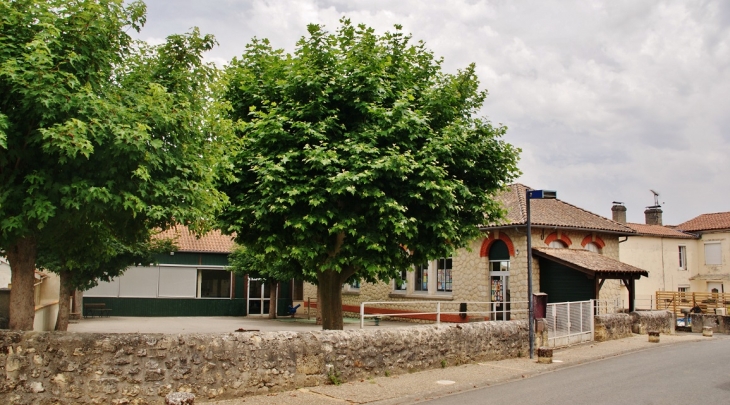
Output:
[
  {"xmin": 317, "ymin": 270, "xmax": 345, "ymax": 330},
  {"xmin": 268, "ymin": 281, "xmax": 278, "ymax": 319},
  {"xmin": 7, "ymin": 237, "xmax": 37, "ymax": 330},
  {"xmin": 55, "ymin": 269, "xmax": 73, "ymax": 331},
  {"xmin": 72, "ymin": 289, "xmax": 83, "ymax": 320}
]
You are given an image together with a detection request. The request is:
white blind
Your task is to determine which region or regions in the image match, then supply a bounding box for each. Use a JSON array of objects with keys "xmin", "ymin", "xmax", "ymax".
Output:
[
  {"xmin": 158, "ymin": 266, "xmax": 197, "ymax": 297},
  {"xmin": 704, "ymin": 243, "xmax": 722, "ymax": 265},
  {"xmin": 119, "ymin": 266, "xmax": 159, "ymax": 297},
  {"xmin": 85, "ymin": 277, "xmax": 120, "ymax": 297}
]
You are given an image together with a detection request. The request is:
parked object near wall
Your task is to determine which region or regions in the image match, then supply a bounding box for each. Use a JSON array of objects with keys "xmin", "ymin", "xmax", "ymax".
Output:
[
  {"xmin": 630, "ymin": 311, "xmax": 674, "ymax": 335},
  {"xmin": 593, "ymin": 314, "xmax": 633, "ymax": 342},
  {"xmin": 0, "ymin": 321, "xmax": 528, "ymax": 404}
]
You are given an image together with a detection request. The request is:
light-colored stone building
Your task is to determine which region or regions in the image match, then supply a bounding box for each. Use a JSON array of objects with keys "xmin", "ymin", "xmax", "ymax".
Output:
[
  {"xmin": 675, "ymin": 212, "xmax": 730, "ymax": 294},
  {"xmin": 613, "ymin": 204, "xmax": 698, "ymax": 307},
  {"xmin": 618, "ymin": 207, "xmax": 730, "ymax": 303},
  {"xmin": 304, "ymin": 184, "xmax": 648, "ymax": 321}
]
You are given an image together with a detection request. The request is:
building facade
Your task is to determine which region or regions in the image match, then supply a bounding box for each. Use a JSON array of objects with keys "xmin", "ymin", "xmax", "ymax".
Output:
[
  {"xmin": 84, "ymin": 226, "xmax": 304, "ymax": 317},
  {"xmin": 304, "ymin": 184, "xmax": 647, "ymax": 321}
]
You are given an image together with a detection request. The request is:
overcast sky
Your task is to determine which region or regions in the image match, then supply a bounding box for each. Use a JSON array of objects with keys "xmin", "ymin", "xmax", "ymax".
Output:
[{"xmin": 135, "ymin": 0, "xmax": 730, "ymax": 226}]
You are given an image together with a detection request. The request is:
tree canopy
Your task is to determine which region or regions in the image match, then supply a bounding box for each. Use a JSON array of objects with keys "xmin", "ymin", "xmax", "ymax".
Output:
[
  {"xmin": 221, "ymin": 20, "xmax": 520, "ymax": 329},
  {"xmin": 0, "ymin": 0, "xmax": 232, "ymax": 329}
]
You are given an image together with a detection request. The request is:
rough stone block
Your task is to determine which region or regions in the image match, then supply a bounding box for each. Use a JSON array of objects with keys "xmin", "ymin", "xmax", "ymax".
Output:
[
  {"xmin": 165, "ymin": 391, "xmax": 195, "ymax": 405},
  {"xmin": 536, "ymin": 347, "xmax": 552, "ymax": 364},
  {"xmin": 648, "ymin": 331, "xmax": 660, "ymax": 343},
  {"xmin": 703, "ymin": 326, "xmax": 713, "ymax": 337}
]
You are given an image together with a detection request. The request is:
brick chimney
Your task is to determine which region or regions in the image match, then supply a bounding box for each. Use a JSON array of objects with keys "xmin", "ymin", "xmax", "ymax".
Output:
[
  {"xmin": 611, "ymin": 203, "xmax": 627, "ymax": 223},
  {"xmin": 644, "ymin": 206, "xmax": 663, "ymax": 226}
]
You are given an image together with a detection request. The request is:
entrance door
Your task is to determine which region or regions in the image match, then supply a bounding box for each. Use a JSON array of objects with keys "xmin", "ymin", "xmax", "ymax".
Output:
[
  {"xmin": 707, "ymin": 282, "xmax": 724, "ymax": 294},
  {"xmin": 247, "ymin": 278, "xmax": 271, "ymax": 315},
  {"xmin": 490, "ymin": 261, "xmax": 510, "ymax": 320}
]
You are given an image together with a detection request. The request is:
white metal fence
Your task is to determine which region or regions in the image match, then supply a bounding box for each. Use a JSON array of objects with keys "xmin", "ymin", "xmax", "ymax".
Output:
[
  {"xmin": 545, "ymin": 300, "xmax": 595, "ymax": 348},
  {"xmin": 358, "ymin": 300, "xmax": 529, "ymax": 329}
]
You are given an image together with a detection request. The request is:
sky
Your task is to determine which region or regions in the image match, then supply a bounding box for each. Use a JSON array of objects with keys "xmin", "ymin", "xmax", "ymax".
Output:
[{"xmin": 135, "ymin": 0, "xmax": 730, "ymax": 226}]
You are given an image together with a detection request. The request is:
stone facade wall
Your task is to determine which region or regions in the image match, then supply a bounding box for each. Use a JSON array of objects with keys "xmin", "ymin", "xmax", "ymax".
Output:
[
  {"xmin": 594, "ymin": 314, "xmax": 633, "ymax": 342},
  {"xmin": 0, "ymin": 321, "xmax": 528, "ymax": 404},
  {"xmin": 630, "ymin": 310, "xmax": 674, "ymax": 334},
  {"xmin": 690, "ymin": 314, "xmax": 730, "ymax": 334},
  {"xmin": 303, "ymin": 229, "xmax": 625, "ymax": 321}
]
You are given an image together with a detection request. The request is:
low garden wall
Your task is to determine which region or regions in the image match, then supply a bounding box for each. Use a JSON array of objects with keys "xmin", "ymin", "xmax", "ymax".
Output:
[
  {"xmin": 630, "ymin": 310, "xmax": 674, "ymax": 335},
  {"xmin": 0, "ymin": 321, "xmax": 528, "ymax": 404},
  {"xmin": 690, "ymin": 314, "xmax": 730, "ymax": 334},
  {"xmin": 593, "ymin": 314, "xmax": 632, "ymax": 342}
]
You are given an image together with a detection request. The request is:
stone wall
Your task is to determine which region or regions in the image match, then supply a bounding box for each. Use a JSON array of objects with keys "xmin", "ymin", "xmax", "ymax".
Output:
[
  {"xmin": 690, "ymin": 314, "xmax": 730, "ymax": 334},
  {"xmin": 594, "ymin": 314, "xmax": 633, "ymax": 342},
  {"xmin": 630, "ymin": 311, "xmax": 674, "ymax": 335},
  {"xmin": 0, "ymin": 321, "xmax": 528, "ymax": 404}
]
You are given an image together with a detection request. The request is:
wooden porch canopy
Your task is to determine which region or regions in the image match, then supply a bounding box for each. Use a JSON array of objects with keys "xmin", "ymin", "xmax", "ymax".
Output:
[{"xmin": 533, "ymin": 247, "xmax": 648, "ymax": 311}]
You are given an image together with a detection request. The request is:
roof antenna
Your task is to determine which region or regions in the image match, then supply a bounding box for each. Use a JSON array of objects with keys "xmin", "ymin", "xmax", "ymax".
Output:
[{"xmin": 649, "ymin": 189, "xmax": 660, "ymax": 208}]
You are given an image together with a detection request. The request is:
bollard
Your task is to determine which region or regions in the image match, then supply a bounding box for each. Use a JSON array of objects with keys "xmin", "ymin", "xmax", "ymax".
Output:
[
  {"xmin": 166, "ymin": 392, "xmax": 195, "ymax": 405},
  {"xmin": 648, "ymin": 331, "xmax": 660, "ymax": 343},
  {"xmin": 536, "ymin": 347, "xmax": 553, "ymax": 364},
  {"xmin": 703, "ymin": 326, "xmax": 713, "ymax": 337}
]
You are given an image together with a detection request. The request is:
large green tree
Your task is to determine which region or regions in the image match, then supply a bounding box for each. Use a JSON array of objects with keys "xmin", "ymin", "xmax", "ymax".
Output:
[
  {"xmin": 0, "ymin": 0, "xmax": 231, "ymax": 329},
  {"xmin": 221, "ymin": 20, "xmax": 520, "ymax": 330}
]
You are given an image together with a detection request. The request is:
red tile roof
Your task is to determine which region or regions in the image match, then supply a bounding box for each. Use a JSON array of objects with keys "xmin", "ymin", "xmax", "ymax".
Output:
[
  {"xmin": 153, "ymin": 225, "xmax": 235, "ymax": 253},
  {"xmin": 676, "ymin": 212, "xmax": 730, "ymax": 233},
  {"xmin": 625, "ymin": 223, "xmax": 697, "ymax": 239},
  {"xmin": 533, "ymin": 247, "xmax": 648, "ymax": 277},
  {"xmin": 487, "ymin": 184, "xmax": 635, "ymax": 234}
]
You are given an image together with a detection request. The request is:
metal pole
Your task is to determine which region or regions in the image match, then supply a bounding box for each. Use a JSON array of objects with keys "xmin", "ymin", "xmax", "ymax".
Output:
[
  {"xmin": 360, "ymin": 302, "xmax": 365, "ymax": 329},
  {"xmin": 526, "ymin": 190, "xmax": 534, "ymax": 359}
]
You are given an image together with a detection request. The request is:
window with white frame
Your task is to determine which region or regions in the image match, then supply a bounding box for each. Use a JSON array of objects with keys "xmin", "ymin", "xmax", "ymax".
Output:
[
  {"xmin": 678, "ymin": 286, "xmax": 689, "ymax": 293},
  {"xmin": 704, "ymin": 242, "xmax": 722, "ymax": 265},
  {"xmin": 343, "ymin": 278, "xmax": 361, "ymax": 292},
  {"xmin": 414, "ymin": 263, "xmax": 428, "ymax": 292},
  {"xmin": 436, "ymin": 257, "xmax": 453, "ymax": 292},
  {"xmin": 678, "ymin": 245, "xmax": 687, "ymax": 270},
  {"xmin": 393, "ymin": 268, "xmax": 407, "ymax": 292},
  {"xmin": 549, "ymin": 240, "xmax": 567, "ymax": 248},
  {"xmin": 584, "ymin": 242, "xmax": 601, "ymax": 254}
]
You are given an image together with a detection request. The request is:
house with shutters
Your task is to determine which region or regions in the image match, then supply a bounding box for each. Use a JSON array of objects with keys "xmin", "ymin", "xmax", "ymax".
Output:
[
  {"xmin": 675, "ymin": 212, "xmax": 730, "ymax": 294},
  {"xmin": 83, "ymin": 225, "xmax": 304, "ymax": 317},
  {"xmin": 303, "ymin": 183, "xmax": 648, "ymax": 321},
  {"xmin": 616, "ymin": 205, "xmax": 730, "ymax": 305}
]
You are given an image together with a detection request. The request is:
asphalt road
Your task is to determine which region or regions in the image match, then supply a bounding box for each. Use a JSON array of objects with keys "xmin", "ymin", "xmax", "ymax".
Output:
[{"xmin": 422, "ymin": 335, "xmax": 730, "ymax": 405}]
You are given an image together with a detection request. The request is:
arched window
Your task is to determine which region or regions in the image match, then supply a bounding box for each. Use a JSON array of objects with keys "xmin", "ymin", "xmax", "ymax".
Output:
[
  {"xmin": 548, "ymin": 240, "xmax": 567, "ymax": 248},
  {"xmin": 584, "ymin": 242, "xmax": 601, "ymax": 254},
  {"xmin": 489, "ymin": 240, "xmax": 510, "ymax": 320}
]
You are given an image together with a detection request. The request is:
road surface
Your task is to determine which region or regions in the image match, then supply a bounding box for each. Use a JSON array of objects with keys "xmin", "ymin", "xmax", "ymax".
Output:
[{"xmin": 422, "ymin": 335, "xmax": 730, "ymax": 405}]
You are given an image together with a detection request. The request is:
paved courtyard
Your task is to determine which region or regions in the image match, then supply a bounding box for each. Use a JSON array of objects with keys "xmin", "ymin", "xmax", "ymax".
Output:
[{"xmin": 67, "ymin": 315, "xmax": 413, "ymax": 334}]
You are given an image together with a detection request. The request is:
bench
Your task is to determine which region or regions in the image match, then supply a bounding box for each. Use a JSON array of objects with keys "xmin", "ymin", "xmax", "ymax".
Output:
[{"xmin": 84, "ymin": 303, "xmax": 112, "ymax": 318}]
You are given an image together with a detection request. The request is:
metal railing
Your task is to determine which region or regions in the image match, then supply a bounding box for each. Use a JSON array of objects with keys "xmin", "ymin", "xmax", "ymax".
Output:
[
  {"xmin": 358, "ymin": 300, "xmax": 529, "ymax": 329},
  {"xmin": 633, "ymin": 295, "xmax": 656, "ymax": 310},
  {"xmin": 545, "ymin": 300, "xmax": 595, "ymax": 348},
  {"xmin": 594, "ymin": 298, "xmax": 625, "ymax": 315}
]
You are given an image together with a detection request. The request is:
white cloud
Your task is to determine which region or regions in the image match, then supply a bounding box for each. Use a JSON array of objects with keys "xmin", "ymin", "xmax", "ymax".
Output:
[{"xmin": 136, "ymin": 0, "xmax": 730, "ymax": 224}]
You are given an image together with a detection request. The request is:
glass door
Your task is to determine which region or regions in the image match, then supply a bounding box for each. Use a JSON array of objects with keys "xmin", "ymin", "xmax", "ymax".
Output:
[
  {"xmin": 247, "ymin": 278, "xmax": 271, "ymax": 315},
  {"xmin": 490, "ymin": 261, "xmax": 510, "ymax": 320}
]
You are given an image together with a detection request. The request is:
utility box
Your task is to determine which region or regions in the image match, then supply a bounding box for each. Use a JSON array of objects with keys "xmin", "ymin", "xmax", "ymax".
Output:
[{"xmin": 533, "ymin": 292, "xmax": 548, "ymax": 319}]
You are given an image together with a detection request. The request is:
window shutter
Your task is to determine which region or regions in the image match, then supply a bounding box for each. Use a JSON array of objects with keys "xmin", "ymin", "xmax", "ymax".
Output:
[{"xmin": 704, "ymin": 243, "xmax": 722, "ymax": 265}]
